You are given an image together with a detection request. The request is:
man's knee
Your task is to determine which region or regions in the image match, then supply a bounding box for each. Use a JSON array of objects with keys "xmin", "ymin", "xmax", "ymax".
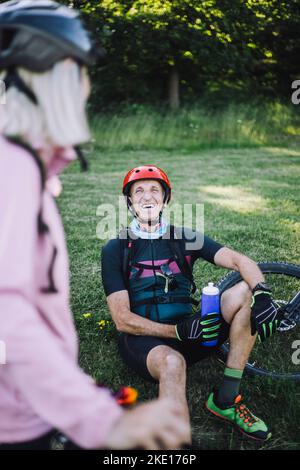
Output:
[
  {"xmin": 147, "ymin": 346, "xmax": 186, "ymax": 378},
  {"xmin": 239, "ymin": 281, "xmax": 252, "ymax": 305},
  {"xmin": 231, "ymin": 282, "xmax": 253, "ymax": 328},
  {"xmin": 224, "ymin": 281, "xmax": 251, "ymax": 306},
  {"xmin": 221, "ymin": 281, "xmax": 252, "ymax": 324},
  {"xmin": 164, "ymin": 352, "xmax": 186, "ymax": 375}
]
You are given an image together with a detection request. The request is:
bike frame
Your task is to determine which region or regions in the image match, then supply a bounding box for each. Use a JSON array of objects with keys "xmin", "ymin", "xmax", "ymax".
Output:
[{"xmin": 284, "ymin": 290, "xmax": 300, "ymax": 323}]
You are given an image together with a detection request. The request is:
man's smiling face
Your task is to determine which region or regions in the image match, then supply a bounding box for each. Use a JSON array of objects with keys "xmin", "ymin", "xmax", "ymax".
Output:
[{"xmin": 130, "ymin": 179, "xmax": 165, "ymax": 223}]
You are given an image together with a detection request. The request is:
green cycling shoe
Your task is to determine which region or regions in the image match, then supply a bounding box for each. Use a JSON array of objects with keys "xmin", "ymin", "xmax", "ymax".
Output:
[{"xmin": 206, "ymin": 391, "xmax": 272, "ymax": 441}]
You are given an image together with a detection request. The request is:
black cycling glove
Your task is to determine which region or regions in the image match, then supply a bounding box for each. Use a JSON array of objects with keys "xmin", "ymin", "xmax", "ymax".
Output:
[
  {"xmin": 251, "ymin": 290, "xmax": 283, "ymax": 342},
  {"xmin": 175, "ymin": 312, "xmax": 222, "ymax": 344}
]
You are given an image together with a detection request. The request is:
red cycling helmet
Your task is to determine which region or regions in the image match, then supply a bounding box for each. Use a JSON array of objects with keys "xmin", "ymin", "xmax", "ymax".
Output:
[{"xmin": 122, "ymin": 165, "xmax": 171, "ymax": 204}]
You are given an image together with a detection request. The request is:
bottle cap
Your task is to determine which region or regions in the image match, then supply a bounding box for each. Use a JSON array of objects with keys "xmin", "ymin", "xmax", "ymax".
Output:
[{"xmin": 202, "ymin": 282, "xmax": 219, "ymax": 296}]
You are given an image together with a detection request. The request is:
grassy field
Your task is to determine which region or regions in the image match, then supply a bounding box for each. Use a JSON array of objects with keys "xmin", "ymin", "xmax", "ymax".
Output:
[
  {"xmin": 59, "ymin": 134, "xmax": 300, "ymax": 450},
  {"xmin": 90, "ymin": 102, "xmax": 300, "ymax": 151}
]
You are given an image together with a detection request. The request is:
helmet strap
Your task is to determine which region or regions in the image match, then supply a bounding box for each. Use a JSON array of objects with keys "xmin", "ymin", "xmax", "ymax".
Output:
[
  {"xmin": 4, "ymin": 68, "xmax": 38, "ymax": 105},
  {"xmin": 163, "ymin": 188, "xmax": 170, "ymax": 204},
  {"xmin": 74, "ymin": 145, "xmax": 88, "ymax": 172},
  {"xmin": 128, "ymin": 201, "xmax": 140, "ymax": 222}
]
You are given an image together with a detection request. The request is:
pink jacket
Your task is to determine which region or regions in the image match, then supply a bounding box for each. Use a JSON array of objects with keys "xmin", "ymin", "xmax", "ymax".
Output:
[{"xmin": 0, "ymin": 137, "xmax": 123, "ymax": 448}]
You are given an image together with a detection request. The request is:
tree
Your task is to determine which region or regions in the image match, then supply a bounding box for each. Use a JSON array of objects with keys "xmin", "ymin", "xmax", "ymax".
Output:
[
  {"xmin": 4, "ymin": 0, "xmax": 300, "ymax": 108},
  {"xmin": 77, "ymin": 0, "xmax": 260, "ymax": 109}
]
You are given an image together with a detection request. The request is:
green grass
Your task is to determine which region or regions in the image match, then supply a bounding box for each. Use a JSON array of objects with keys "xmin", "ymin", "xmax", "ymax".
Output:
[
  {"xmin": 58, "ymin": 139, "xmax": 300, "ymax": 450},
  {"xmin": 90, "ymin": 102, "xmax": 300, "ymax": 151}
]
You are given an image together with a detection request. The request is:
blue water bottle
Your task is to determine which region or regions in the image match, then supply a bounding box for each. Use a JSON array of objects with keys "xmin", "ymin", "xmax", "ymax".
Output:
[{"xmin": 201, "ymin": 282, "xmax": 220, "ymax": 347}]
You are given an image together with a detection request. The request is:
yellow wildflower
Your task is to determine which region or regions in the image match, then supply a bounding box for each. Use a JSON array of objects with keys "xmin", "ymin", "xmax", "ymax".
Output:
[{"xmin": 82, "ymin": 313, "xmax": 92, "ymax": 319}]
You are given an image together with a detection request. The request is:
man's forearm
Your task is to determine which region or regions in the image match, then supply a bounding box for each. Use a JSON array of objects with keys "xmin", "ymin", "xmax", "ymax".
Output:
[
  {"xmin": 116, "ymin": 310, "xmax": 177, "ymax": 338},
  {"xmin": 236, "ymin": 256, "xmax": 265, "ymax": 290}
]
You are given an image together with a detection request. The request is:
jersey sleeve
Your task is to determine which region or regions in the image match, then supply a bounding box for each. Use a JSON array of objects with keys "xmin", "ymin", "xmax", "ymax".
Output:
[
  {"xmin": 196, "ymin": 235, "xmax": 224, "ymax": 264},
  {"xmin": 101, "ymin": 239, "xmax": 127, "ymax": 296}
]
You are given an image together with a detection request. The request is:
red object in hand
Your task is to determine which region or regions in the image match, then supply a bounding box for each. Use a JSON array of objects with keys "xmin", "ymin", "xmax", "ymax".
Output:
[{"xmin": 114, "ymin": 386, "xmax": 138, "ymax": 406}]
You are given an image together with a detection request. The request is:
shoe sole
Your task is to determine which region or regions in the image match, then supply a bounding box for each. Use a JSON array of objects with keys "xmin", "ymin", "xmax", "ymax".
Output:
[{"xmin": 205, "ymin": 401, "xmax": 272, "ymax": 442}]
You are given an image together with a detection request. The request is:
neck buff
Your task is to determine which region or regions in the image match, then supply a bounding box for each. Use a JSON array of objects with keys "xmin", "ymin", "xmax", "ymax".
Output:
[{"xmin": 130, "ymin": 216, "xmax": 168, "ymax": 239}]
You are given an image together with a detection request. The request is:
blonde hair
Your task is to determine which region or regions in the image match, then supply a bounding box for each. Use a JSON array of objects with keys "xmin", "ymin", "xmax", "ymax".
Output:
[{"xmin": 0, "ymin": 60, "xmax": 90, "ymax": 147}]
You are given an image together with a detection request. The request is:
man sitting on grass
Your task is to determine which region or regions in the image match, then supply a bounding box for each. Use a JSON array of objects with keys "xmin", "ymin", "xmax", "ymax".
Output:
[{"xmin": 101, "ymin": 165, "xmax": 283, "ymax": 444}]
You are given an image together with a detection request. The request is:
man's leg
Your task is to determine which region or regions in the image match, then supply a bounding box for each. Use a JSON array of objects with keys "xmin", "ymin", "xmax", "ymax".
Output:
[
  {"xmin": 206, "ymin": 281, "xmax": 271, "ymax": 440},
  {"xmin": 146, "ymin": 345, "xmax": 191, "ymax": 443},
  {"xmin": 215, "ymin": 281, "xmax": 255, "ymax": 403},
  {"xmin": 221, "ymin": 280, "xmax": 257, "ymax": 371}
]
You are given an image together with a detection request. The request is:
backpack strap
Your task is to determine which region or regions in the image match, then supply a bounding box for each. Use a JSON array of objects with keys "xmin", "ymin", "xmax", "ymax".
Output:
[
  {"xmin": 119, "ymin": 227, "xmax": 134, "ymax": 290},
  {"xmin": 168, "ymin": 225, "xmax": 197, "ymax": 294},
  {"xmin": 131, "ymin": 296, "xmax": 199, "ymax": 309},
  {"xmin": 6, "ymin": 136, "xmax": 58, "ymax": 293},
  {"xmin": 6, "ymin": 136, "xmax": 49, "ymax": 235}
]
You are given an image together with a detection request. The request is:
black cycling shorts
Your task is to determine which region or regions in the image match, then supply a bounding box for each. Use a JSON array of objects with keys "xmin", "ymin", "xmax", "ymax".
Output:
[{"xmin": 118, "ymin": 316, "xmax": 230, "ymax": 382}]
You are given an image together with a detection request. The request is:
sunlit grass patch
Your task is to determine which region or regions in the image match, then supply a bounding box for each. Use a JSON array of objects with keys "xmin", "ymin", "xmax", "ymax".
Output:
[{"xmin": 200, "ymin": 185, "xmax": 268, "ymax": 213}]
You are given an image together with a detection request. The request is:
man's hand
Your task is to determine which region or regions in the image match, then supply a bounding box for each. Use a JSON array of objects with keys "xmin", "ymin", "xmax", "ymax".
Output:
[
  {"xmin": 250, "ymin": 291, "xmax": 284, "ymax": 342},
  {"xmin": 103, "ymin": 399, "xmax": 191, "ymax": 450},
  {"xmin": 175, "ymin": 312, "xmax": 221, "ymax": 344}
]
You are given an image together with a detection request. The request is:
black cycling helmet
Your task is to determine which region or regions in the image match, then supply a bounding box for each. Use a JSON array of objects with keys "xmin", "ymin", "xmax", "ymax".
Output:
[{"xmin": 0, "ymin": 0, "xmax": 103, "ymax": 72}]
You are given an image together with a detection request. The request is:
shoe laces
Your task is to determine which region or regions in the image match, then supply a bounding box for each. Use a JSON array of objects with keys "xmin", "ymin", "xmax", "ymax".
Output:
[{"xmin": 234, "ymin": 395, "xmax": 258, "ymax": 427}]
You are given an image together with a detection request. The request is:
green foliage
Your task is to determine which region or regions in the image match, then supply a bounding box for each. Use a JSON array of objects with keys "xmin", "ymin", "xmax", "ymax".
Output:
[
  {"xmin": 64, "ymin": 0, "xmax": 300, "ymax": 108},
  {"xmin": 3, "ymin": 0, "xmax": 299, "ymax": 107}
]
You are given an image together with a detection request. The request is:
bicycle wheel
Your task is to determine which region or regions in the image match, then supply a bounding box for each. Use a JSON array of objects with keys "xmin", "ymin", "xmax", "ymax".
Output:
[{"xmin": 216, "ymin": 262, "xmax": 300, "ymax": 381}]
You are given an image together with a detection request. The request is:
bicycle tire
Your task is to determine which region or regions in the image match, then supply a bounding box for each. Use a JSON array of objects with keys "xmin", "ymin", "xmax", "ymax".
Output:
[{"xmin": 216, "ymin": 261, "xmax": 300, "ymax": 381}]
